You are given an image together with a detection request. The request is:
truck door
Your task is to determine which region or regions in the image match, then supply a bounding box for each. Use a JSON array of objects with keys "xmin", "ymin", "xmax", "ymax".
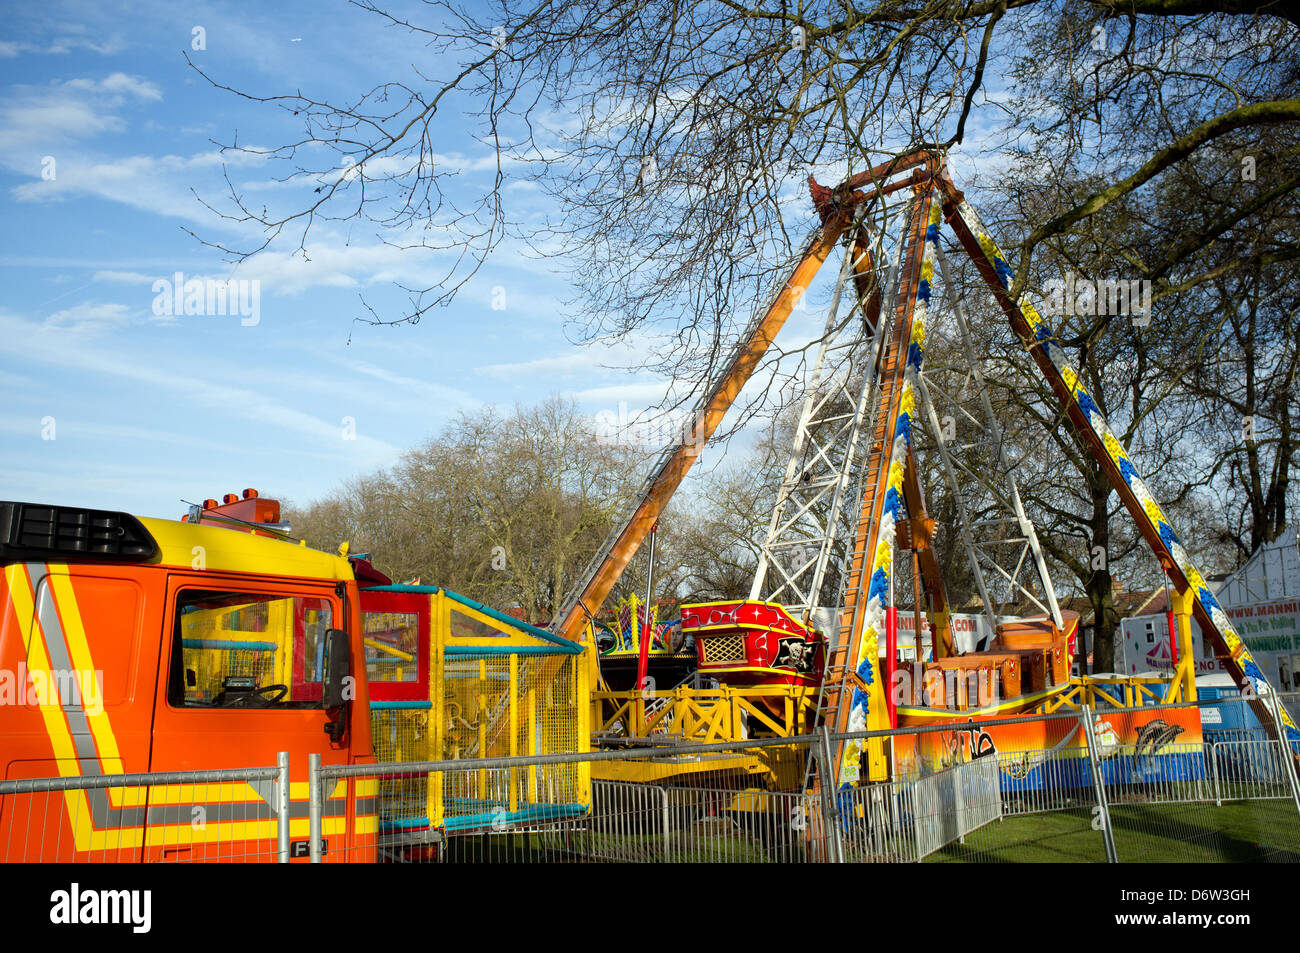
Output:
[
  {"xmin": 0, "ymin": 562, "xmax": 159, "ymax": 862},
  {"xmin": 146, "ymin": 572, "xmax": 353, "ymax": 862}
]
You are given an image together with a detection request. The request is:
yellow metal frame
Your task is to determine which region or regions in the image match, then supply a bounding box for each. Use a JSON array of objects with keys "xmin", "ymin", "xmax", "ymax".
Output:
[
  {"xmin": 589, "ymin": 681, "xmax": 815, "ymax": 786},
  {"xmin": 376, "ymin": 589, "xmax": 591, "ymax": 832},
  {"xmin": 1164, "ymin": 587, "xmax": 1199, "ymax": 704},
  {"xmin": 594, "ymin": 683, "xmax": 815, "ymax": 742},
  {"xmin": 1040, "ymin": 673, "xmax": 1179, "ymax": 713},
  {"xmin": 591, "ymin": 747, "xmax": 806, "ymax": 789}
]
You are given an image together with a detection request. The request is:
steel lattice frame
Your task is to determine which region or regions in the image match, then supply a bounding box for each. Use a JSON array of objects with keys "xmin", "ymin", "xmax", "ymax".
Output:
[
  {"xmin": 749, "ymin": 204, "xmax": 909, "ymax": 619},
  {"xmin": 910, "ymin": 243, "xmax": 1064, "ymax": 634}
]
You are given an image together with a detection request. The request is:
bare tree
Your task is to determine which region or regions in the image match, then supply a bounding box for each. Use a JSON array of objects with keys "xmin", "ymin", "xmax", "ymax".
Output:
[
  {"xmin": 191, "ymin": 2, "xmax": 1298, "ymax": 431},
  {"xmin": 287, "ymin": 395, "xmax": 642, "ymax": 622},
  {"xmin": 214, "ymin": 2, "xmax": 1299, "ymax": 667}
]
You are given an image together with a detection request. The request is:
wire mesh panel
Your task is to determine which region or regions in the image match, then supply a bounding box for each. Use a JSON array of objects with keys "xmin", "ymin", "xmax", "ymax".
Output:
[
  {"xmin": 1096, "ymin": 743, "xmax": 1215, "ymax": 806},
  {"xmin": 449, "ymin": 779, "xmax": 668, "ymax": 862},
  {"xmin": 313, "ymin": 706, "xmax": 1300, "ymax": 863},
  {"xmin": 535, "ymin": 656, "xmax": 583, "ymax": 804},
  {"xmin": 929, "ymin": 804, "xmax": 1110, "ymax": 863},
  {"xmin": 1103, "ymin": 741, "xmax": 1300, "ymax": 862},
  {"xmin": 1212, "ymin": 739, "xmax": 1293, "ymax": 796},
  {"xmin": 1107, "ymin": 798, "xmax": 1300, "ymax": 863},
  {"xmin": 572, "ymin": 781, "xmax": 669, "ymax": 861},
  {"xmin": 315, "ymin": 741, "xmax": 831, "ymax": 863},
  {"xmin": 661, "ymin": 787, "xmax": 818, "ymax": 863},
  {"xmin": 580, "ymin": 739, "xmax": 824, "ymax": 862},
  {"xmin": 836, "ymin": 757, "xmax": 1002, "ymax": 862},
  {"xmin": 838, "ymin": 779, "xmax": 922, "ymax": 862},
  {"xmin": 0, "ymin": 762, "xmax": 287, "ymax": 863},
  {"xmin": 926, "ymin": 747, "xmax": 1109, "ymax": 863},
  {"xmin": 439, "ymin": 654, "xmax": 585, "ymax": 834},
  {"xmin": 995, "ymin": 750, "xmax": 1097, "ymax": 816},
  {"xmin": 360, "ymin": 584, "xmax": 590, "ymax": 852},
  {"xmin": 370, "ymin": 704, "xmax": 435, "ymax": 838}
]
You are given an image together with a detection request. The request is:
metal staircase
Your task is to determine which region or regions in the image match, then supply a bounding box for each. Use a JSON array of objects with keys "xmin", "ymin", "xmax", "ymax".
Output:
[{"xmin": 820, "ymin": 188, "xmax": 935, "ymax": 746}]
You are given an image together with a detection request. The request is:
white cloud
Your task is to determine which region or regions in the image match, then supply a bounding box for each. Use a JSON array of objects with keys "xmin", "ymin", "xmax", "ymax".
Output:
[
  {"xmin": 0, "ymin": 35, "xmax": 126, "ymax": 58},
  {"xmin": 213, "ymin": 240, "xmax": 470, "ymax": 296},
  {"xmin": 479, "ymin": 351, "xmax": 603, "ymax": 378},
  {"xmin": 44, "ymin": 301, "xmax": 135, "ymax": 331},
  {"xmin": 92, "ymin": 269, "xmax": 156, "ymax": 285},
  {"xmin": 0, "ymin": 308, "xmax": 401, "ymax": 461},
  {"xmin": 0, "ymin": 73, "xmax": 162, "ymax": 154},
  {"xmin": 64, "ymin": 72, "xmax": 161, "ymax": 101},
  {"xmin": 0, "ymin": 413, "xmax": 366, "ymax": 463},
  {"xmin": 565, "ymin": 380, "xmax": 673, "ymax": 406},
  {"xmin": 0, "ymin": 96, "xmax": 124, "ymax": 153},
  {"xmin": 477, "ymin": 331, "xmax": 666, "ymax": 379},
  {"xmin": 319, "ymin": 356, "xmax": 482, "ymax": 411}
]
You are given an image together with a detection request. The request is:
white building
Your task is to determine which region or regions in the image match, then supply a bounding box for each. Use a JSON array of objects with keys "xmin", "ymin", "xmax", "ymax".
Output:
[{"xmin": 1118, "ymin": 529, "xmax": 1300, "ymax": 691}]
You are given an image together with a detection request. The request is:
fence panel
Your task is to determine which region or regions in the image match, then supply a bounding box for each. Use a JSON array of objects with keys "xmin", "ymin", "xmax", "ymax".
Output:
[
  {"xmin": 662, "ymin": 786, "xmax": 817, "ymax": 863},
  {"xmin": 1101, "ymin": 741, "xmax": 1300, "ymax": 863},
  {"xmin": 0, "ymin": 757, "xmax": 289, "ymax": 863},
  {"xmin": 837, "ymin": 780, "xmax": 920, "ymax": 862},
  {"xmin": 932, "ymin": 749, "xmax": 1108, "ymax": 863},
  {"xmin": 835, "ymin": 757, "xmax": 1003, "ymax": 862},
  {"xmin": 318, "ymin": 739, "xmax": 827, "ymax": 863}
]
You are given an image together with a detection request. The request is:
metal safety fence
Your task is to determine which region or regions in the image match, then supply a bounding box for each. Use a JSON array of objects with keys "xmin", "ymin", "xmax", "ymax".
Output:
[
  {"xmin": 922, "ymin": 697, "xmax": 1300, "ymax": 864},
  {"xmin": 836, "ymin": 756, "xmax": 1002, "ymax": 862},
  {"xmin": 307, "ymin": 731, "xmax": 1014, "ymax": 863},
  {"xmin": 0, "ymin": 755, "xmax": 290, "ymax": 863},
  {"xmin": 6, "ymin": 697, "xmax": 1300, "ymax": 863},
  {"xmin": 311, "ymin": 738, "xmax": 829, "ymax": 863}
]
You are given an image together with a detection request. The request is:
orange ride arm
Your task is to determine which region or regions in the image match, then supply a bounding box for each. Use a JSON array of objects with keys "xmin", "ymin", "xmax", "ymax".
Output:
[{"xmin": 550, "ymin": 214, "xmax": 851, "ymax": 644}]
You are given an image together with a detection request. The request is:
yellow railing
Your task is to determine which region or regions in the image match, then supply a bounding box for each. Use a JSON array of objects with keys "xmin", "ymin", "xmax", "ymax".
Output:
[
  {"xmin": 1040, "ymin": 674, "xmax": 1177, "ymax": 713},
  {"xmin": 593, "ymin": 684, "xmax": 817, "ymax": 744}
]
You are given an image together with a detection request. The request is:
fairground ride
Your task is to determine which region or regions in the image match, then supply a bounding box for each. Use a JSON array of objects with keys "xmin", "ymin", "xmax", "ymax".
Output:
[{"xmin": 546, "ymin": 151, "xmax": 1297, "ymax": 791}]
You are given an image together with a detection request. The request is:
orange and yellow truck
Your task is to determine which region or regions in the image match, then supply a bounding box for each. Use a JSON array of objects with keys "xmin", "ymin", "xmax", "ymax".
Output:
[{"xmin": 0, "ymin": 492, "xmax": 380, "ymax": 861}]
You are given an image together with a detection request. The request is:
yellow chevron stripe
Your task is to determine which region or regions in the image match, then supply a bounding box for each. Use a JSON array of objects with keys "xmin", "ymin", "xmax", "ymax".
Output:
[
  {"xmin": 142, "ymin": 816, "xmax": 348, "ymax": 848},
  {"xmin": 8, "ymin": 564, "xmax": 120, "ymax": 851},
  {"xmin": 45, "ymin": 567, "xmax": 145, "ymax": 809}
]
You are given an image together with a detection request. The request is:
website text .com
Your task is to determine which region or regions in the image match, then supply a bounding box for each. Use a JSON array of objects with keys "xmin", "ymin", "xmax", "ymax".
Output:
[{"xmin": 1115, "ymin": 913, "xmax": 1250, "ymax": 927}]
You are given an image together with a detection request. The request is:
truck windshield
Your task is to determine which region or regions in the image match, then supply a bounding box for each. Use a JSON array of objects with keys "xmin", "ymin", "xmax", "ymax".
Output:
[{"xmin": 170, "ymin": 589, "xmax": 334, "ymax": 709}]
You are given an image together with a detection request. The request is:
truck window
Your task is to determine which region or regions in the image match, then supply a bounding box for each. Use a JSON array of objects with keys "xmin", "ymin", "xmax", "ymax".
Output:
[{"xmin": 168, "ymin": 589, "xmax": 334, "ymax": 709}]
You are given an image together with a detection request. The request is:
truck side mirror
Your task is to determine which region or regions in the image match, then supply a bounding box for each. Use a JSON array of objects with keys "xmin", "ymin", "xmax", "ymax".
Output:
[{"xmin": 322, "ymin": 627, "xmax": 351, "ymax": 742}]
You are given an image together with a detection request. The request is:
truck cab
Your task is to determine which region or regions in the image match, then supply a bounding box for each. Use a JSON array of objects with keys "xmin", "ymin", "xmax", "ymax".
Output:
[{"xmin": 0, "ymin": 498, "xmax": 376, "ymax": 861}]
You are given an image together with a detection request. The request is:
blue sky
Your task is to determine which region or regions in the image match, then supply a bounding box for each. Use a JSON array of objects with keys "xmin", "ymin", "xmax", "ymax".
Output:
[
  {"xmin": 0, "ymin": 0, "xmax": 711, "ymax": 519},
  {"xmin": 0, "ymin": 1, "xmax": 1006, "ymax": 522}
]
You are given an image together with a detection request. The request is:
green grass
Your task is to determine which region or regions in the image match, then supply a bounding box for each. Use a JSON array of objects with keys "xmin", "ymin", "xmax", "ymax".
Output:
[
  {"xmin": 928, "ymin": 799, "xmax": 1300, "ymax": 863},
  {"xmin": 435, "ymin": 798, "xmax": 1300, "ymax": 863}
]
